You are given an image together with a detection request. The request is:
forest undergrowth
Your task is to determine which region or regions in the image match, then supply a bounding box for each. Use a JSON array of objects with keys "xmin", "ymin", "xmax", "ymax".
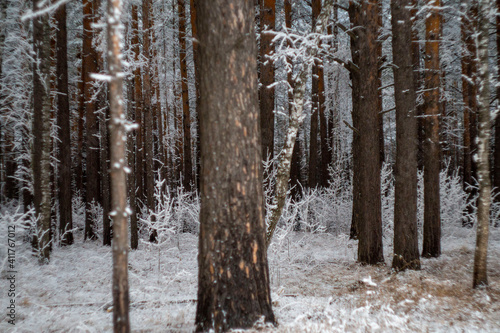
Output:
[{"xmin": 0, "ymin": 166, "xmax": 499, "ymax": 332}]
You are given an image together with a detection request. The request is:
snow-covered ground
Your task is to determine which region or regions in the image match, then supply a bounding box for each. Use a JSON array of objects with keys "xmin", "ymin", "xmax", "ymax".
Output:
[{"xmin": 1, "ymin": 206, "xmax": 499, "ymax": 333}]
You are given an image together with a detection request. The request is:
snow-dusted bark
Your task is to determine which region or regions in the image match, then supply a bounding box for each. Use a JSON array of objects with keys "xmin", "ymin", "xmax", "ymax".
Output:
[
  {"xmin": 266, "ymin": 0, "xmax": 334, "ymax": 247},
  {"xmin": 107, "ymin": 0, "xmax": 130, "ymax": 329},
  {"xmin": 32, "ymin": 0, "xmax": 52, "ymax": 263},
  {"xmin": 472, "ymin": 0, "xmax": 491, "ymax": 289}
]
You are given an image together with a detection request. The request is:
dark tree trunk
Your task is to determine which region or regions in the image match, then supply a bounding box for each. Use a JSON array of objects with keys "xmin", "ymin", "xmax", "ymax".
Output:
[
  {"xmin": 178, "ymin": 0, "xmax": 193, "ymax": 192},
  {"xmin": 348, "ymin": 0, "xmax": 384, "ymax": 265},
  {"xmin": 56, "ymin": 2, "xmax": 73, "ymax": 246},
  {"xmin": 309, "ymin": 0, "xmax": 321, "ymax": 188},
  {"xmin": 259, "ymin": 0, "xmax": 275, "ymax": 161},
  {"xmin": 391, "ymin": 0, "xmax": 420, "ymax": 271},
  {"xmin": 32, "ymin": 0, "xmax": 52, "ymax": 262},
  {"xmin": 422, "ymin": 0, "xmax": 441, "ymax": 258},
  {"xmin": 411, "ymin": 0, "xmax": 424, "ymax": 171},
  {"xmin": 83, "ymin": 0, "xmax": 100, "ymax": 240},
  {"xmin": 195, "ymin": 0, "xmax": 276, "ymax": 330},
  {"xmin": 142, "ymin": 0, "xmax": 156, "ymax": 243},
  {"xmin": 101, "ymin": 106, "xmax": 111, "ymax": 246},
  {"xmin": 107, "ymin": 0, "xmax": 131, "ymax": 328}
]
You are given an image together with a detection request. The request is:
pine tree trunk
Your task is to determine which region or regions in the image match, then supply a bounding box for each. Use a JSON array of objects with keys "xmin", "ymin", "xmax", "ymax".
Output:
[
  {"xmin": 83, "ymin": 0, "xmax": 100, "ymax": 240},
  {"xmin": 472, "ymin": 0, "xmax": 491, "ymax": 289},
  {"xmin": 309, "ymin": 0, "xmax": 321, "ymax": 189},
  {"xmin": 421, "ymin": 0, "xmax": 442, "ymax": 258},
  {"xmin": 348, "ymin": 0, "xmax": 384, "ymax": 264},
  {"xmin": 391, "ymin": 0, "xmax": 420, "ymax": 271},
  {"xmin": 195, "ymin": 0, "xmax": 276, "ymax": 330},
  {"xmin": 56, "ymin": 2, "xmax": 73, "ymax": 246},
  {"xmin": 190, "ymin": 0, "xmax": 201, "ymax": 192},
  {"xmin": 32, "ymin": 0, "xmax": 52, "ymax": 262},
  {"xmin": 101, "ymin": 105, "xmax": 111, "ymax": 246},
  {"xmin": 178, "ymin": 0, "xmax": 193, "ymax": 192},
  {"xmin": 259, "ymin": 0, "xmax": 275, "ymax": 161},
  {"xmin": 494, "ymin": 0, "xmax": 500, "ymax": 205},
  {"xmin": 107, "ymin": 0, "xmax": 131, "ymax": 328},
  {"xmin": 143, "ymin": 0, "xmax": 156, "ymax": 242}
]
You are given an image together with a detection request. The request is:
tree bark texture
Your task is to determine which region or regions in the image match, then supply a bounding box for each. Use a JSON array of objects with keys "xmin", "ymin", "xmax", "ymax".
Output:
[
  {"xmin": 83, "ymin": 0, "xmax": 100, "ymax": 240},
  {"xmin": 32, "ymin": 0, "xmax": 52, "ymax": 262},
  {"xmin": 195, "ymin": 0, "xmax": 276, "ymax": 330},
  {"xmin": 259, "ymin": 0, "xmax": 275, "ymax": 161},
  {"xmin": 422, "ymin": 0, "xmax": 442, "ymax": 258},
  {"xmin": 472, "ymin": 0, "xmax": 491, "ymax": 289},
  {"xmin": 348, "ymin": 0, "xmax": 384, "ymax": 265},
  {"xmin": 391, "ymin": 0, "xmax": 420, "ymax": 271},
  {"xmin": 56, "ymin": 2, "xmax": 73, "ymax": 246}
]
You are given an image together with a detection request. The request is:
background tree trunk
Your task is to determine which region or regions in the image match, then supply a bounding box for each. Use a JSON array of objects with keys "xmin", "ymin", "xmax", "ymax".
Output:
[
  {"xmin": 32, "ymin": 0, "xmax": 52, "ymax": 262},
  {"xmin": 422, "ymin": 0, "xmax": 442, "ymax": 258},
  {"xmin": 195, "ymin": 0, "xmax": 276, "ymax": 329},
  {"xmin": 348, "ymin": 0, "xmax": 384, "ymax": 265},
  {"xmin": 259, "ymin": 0, "xmax": 275, "ymax": 161},
  {"xmin": 391, "ymin": 0, "xmax": 420, "ymax": 271},
  {"xmin": 56, "ymin": 2, "xmax": 73, "ymax": 246}
]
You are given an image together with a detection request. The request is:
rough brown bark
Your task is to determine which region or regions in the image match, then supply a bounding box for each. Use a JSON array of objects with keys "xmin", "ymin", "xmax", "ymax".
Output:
[
  {"xmin": 83, "ymin": 0, "xmax": 100, "ymax": 240},
  {"xmin": 462, "ymin": 5, "xmax": 478, "ymax": 227},
  {"xmin": 259, "ymin": 0, "xmax": 275, "ymax": 161},
  {"xmin": 195, "ymin": 0, "xmax": 276, "ymax": 330},
  {"xmin": 422, "ymin": 0, "xmax": 441, "ymax": 258},
  {"xmin": 56, "ymin": 2, "xmax": 73, "ymax": 246},
  {"xmin": 143, "ymin": 0, "xmax": 156, "ymax": 242},
  {"xmin": 178, "ymin": 0, "xmax": 193, "ymax": 192},
  {"xmin": 107, "ymin": 0, "xmax": 131, "ymax": 328},
  {"xmin": 32, "ymin": 0, "xmax": 52, "ymax": 262},
  {"xmin": 391, "ymin": 0, "xmax": 420, "ymax": 271},
  {"xmin": 348, "ymin": 0, "xmax": 384, "ymax": 265},
  {"xmin": 473, "ymin": 0, "xmax": 491, "ymax": 289}
]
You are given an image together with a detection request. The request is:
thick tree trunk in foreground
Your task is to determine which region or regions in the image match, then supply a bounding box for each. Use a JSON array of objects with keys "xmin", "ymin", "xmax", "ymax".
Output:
[
  {"xmin": 259, "ymin": 0, "xmax": 275, "ymax": 161},
  {"xmin": 473, "ymin": 0, "xmax": 491, "ymax": 289},
  {"xmin": 391, "ymin": 0, "xmax": 420, "ymax": 271},
  {"xmin": 32, "ymin": 0, "xmax": 52, "ymax": 262},
  {"xmin": 56, "ymin": 3, "xmax": 73, "ymax": 246},
  {"xmin": 349, "ymin": 0, "xmax": 384, "ymax": 265},
  {"xmin": 422, "ymin": 0, "xmax": 441, "ymax": 258},
  {"xmin": 107, "ymin": 0, "xmax": 131, "ymax": 330},
  {"xmin": 494, "ymin": 0, "xmax": 500, "ymax": 206},
  {"xmin": 195, "ymin": 0, "xmax": 276, "ymax": 330}
]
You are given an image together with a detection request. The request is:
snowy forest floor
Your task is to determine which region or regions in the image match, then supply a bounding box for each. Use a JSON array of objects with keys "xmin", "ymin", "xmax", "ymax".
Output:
[{"xmin": 1, "ymin": 210, "xmax": 499, "ymax": 333}]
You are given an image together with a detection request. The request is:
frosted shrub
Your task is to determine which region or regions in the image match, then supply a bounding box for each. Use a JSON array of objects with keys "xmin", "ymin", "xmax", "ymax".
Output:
[{"xmin": 439, "ymin": 162, "xmax": 469, "ymax": 232}]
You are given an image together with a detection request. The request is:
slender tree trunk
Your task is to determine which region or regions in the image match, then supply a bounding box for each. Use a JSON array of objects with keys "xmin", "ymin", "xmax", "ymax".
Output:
[
  {"xmin": 83, "ymin": 0, "xmax": 100, "ymax": 240},
  {"xmin": 473, "ymin": 0, "xmax": 491, "ymax": 289},
  {"xmin": 391, "ymin": 0, "xmax": 420, "ymax": 271},
  {"xmin": 411, "ymin": 0, "xmax": 424, "ymax": 171},
  {"xmin": 259, "ymin": 0, "xmax": 275, "ymax": 161},
  {"xmin": 494, "ymin": 0, "xmax": 500, "ymax": 204},
  {"xmin": 285, "ymin": 0, "xmax": 303, "ymax": 201},
  {"xmin": 348, "ymin": 0, "xmax": 384, "ymax": 264},
  {"xmin": 195, "ymin": 0, "xmax": 276, "ymax": 330},
  {"xmin": 422, "ymin": 0, "xmax": 441, "ymax": 258},
  {"xmin": 107, "ymin": 0, "xmax": 131, "ymax": 328},
  {"xmin": 56, "ymin": 2, "xmax": 73, "ymax": 245},
  {"xmin": 76, "ymin": 61, "xmax": 85, "ymax": 196},
  {"xmin": 178, "ymin": 0, "xmax": 193, "ymax": 192},
  {"xmin": 309, "ymin": 0, "xmax": 321, "ymax": 188},
  {"xmin": 102, "ymin": 105, "xmax": 111, "ymax": 246},
  {"xmin": 32, "ymin": 0, "xmax": 52, "ymax": 262},
  {"xmin": 143, "ymin": 0, "xmax": 156, "ymax": 242},
  {"xmin": 190, "ymin": 0, "xmax": 201, "ymax": 192}
]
